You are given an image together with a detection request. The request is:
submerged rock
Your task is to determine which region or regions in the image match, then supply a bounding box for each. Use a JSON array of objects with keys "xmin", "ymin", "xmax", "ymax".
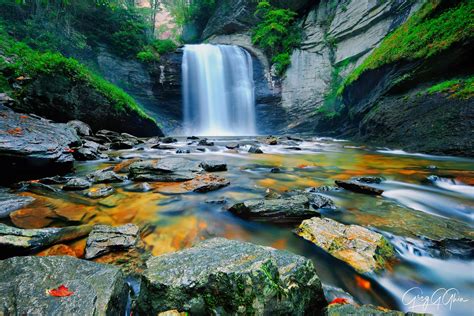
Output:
[
  {"xmin": 62, "ymin": 177, "xmax": 92, "ymax": 191},
  {"xmin": 84, "ymin": 185, "xmax": 115, "ymax": 199},
  {"xmin": 229, "ymin": 195, "xmax": 319, "ymax": 223},
  {"xmin": 138, "ymin": 238, "xmax": 326, "ymax": 315},
  {"xmin": 184, "ymin": 174, "xmax": 230, "ymax": 193},
  {"xmin": 200, "ymin": 160, "xmax": 227, "ymax": 172},
  {"xmin": 0, "ymin": 191, "xmax": 35, "ymax": 218},
  {"xmin": 295, "ymin": 217, "xmax": 395, "ymax": 274},
  {"xmin": 0, "ymin": 256, "xmax": 128, "ymax": 315},
  {"xmin": 85, "ymin": 224, "xmax": 139, "ymax": 259},
  {"xmin": 124, "ymin": 182, "xmax": 152, "ymax": 192},
  {"xmin": 335, "ymin": 180, "xmax": 384, "ymax": 195},
  {"xmin": 351, "ymin": 176, "xmax": 385, "ymax": 184},
  {"xmin": 129, "ymin": 158, "xmax": 202, "ymax": 182},
  {"xmin": 0, "ymin": 223, "xmax": 92, "ymax": 254}
]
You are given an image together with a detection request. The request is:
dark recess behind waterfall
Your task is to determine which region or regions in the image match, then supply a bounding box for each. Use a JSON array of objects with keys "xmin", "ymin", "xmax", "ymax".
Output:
[{"xmin": 96, "ymin": 45, "xmax": 284, "ymax": 135}]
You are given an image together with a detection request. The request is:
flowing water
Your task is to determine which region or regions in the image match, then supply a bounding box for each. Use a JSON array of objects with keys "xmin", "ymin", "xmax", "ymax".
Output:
[
  {"xmin": 9, "ymin": 137, "xmax": 474, "ymax": 315},
  {"xmin": 182, "ymin": 44, "xmax": 256, "ymax": 136}
]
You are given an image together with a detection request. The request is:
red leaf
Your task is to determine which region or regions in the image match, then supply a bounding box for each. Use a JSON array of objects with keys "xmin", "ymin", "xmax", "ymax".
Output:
[
  {"xmin": 48, "ymin": 285, "xmax": 74, "ymax": 297},
  {"xmin": 329, "ymin": 297, "xmax": 349, "ymax": 305},
  {"xmin": 64, "ymin": 147, "xmax": 75, "ymax": 153}
]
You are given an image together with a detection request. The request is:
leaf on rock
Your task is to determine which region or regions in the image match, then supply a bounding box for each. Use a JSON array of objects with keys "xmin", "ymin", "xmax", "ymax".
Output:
[
  {"xmin": 329, "ymin": 297, "xmax": 349, "ymax": 305},
  {"xmin": 48, "ymin": 285, "xmax": 74, "ymax": 297}
]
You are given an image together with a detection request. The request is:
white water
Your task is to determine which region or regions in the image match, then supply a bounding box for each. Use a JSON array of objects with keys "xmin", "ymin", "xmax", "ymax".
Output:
[{"xmin": 182, "ymin": 44, "xmax": 257, "ymax": 136}]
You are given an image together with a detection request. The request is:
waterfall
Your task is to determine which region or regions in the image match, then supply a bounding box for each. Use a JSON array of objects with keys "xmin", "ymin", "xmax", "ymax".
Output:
[{"xmin": 182, "ymin": 44, "xmax": 257, "ymax": 136}]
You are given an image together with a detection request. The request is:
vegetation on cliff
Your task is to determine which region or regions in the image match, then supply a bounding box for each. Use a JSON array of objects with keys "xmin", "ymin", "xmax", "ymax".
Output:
[
  {"xmin": 252, "ymin": 1, "xmax": 301, "ymax": 75},
  {"xmin": 426, "ymin": 76, "xmax": 474, "ymax": 99},
  {"xmin": 0, "ymin": 26, "xmax": 153, "ymax": 122},
  {"xmin": 340, "ymin": 0, "xmax": 474, "ymax": 91}
]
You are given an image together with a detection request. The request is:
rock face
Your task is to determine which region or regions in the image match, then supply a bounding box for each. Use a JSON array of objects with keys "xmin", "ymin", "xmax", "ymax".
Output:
[
  {"xmin": 138, "ymin": 238, "xmax": 326, "ymax": 315},
  {"xmin": 85, "ymin": 224, "xmax": 139, "ymax": 259},
  {"xmin": 296, "ymin": 217, "xmax": 395, "ymax": 274},
  {"xmin": 0, "ymin": 105, "xmax": 80, "ymax": 184},
  {"xmin": 229, "ymin": 195, "xmax": 319, "ymax": 223},
  {"xmin": 0, "ymin": 256, "xmax": 129, "ymax": 315},
  {"xmin": 0, "ymin": 223, "xmax": 92, "ymax": 255}
]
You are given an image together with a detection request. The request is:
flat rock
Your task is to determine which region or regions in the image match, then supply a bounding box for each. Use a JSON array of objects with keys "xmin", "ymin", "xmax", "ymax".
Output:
[
  {"xmin": 229, "ymin": 195, "xmax": 319, "ymax": 223},
  {"xmin": 335, "ymin": 180, "xmax": 384, "ymax": 195},
  {"xmin": 310, "ymin": 193, "xmax": 336, "ymax": 209},
  {"xmin": 295, "ymin": 217, "xmax": 395, "ymax": 274},
  {"xmin": 138, "ymin": 238, "xmax": 326, "ymax": 315},
  {"xmin": 351, "ymin": 176, "xmax": 385, "ymax": 184},
  {"xmin": 0, "ymin": 256, "xmax": 128, "ymax": 315},
  {"xmin": 73, "ymin": 147, "xmax": 100, "ymax": 161},
  {"xmin": 124, "ymin": 182, "xmax": 152, "ymax": 192},
  {"xmin": 200, "ymin": 160, "xmax": 227, "ymax": 172},
  {"xmin": 129, "ymin": 158, "xmax": 202, "ymax": 182},
  {"xmin": 152, "ymin": 144, "xmax": 177, "ymax": 150},
  {"xmin": 62, "ymin": 178, "xmax": 92, "ymax": 191},
  {"xmin": 0, "ymin": 105, "xmax": 80, "ymax": 183},
  {"xmin": 184, "ymin": 174, "xmax": 230, "ymax": 193},
  {"xmin": 87, "ymin": 167, "xmax": 126, "ymax": 183},
  {"xmin": 0, "ymin": 190, "xmax": 35, "ymax": 218},
  {"xmin": 85, "ymin": 224, "xmax": 139, "ymax": 259},
  {"xmin": 0, "ymin": 223, "xmax": 92, "ymax": 255},
  {"xmin": 225, "ymin": 143, "xmax": 240, "ymax": 149}
]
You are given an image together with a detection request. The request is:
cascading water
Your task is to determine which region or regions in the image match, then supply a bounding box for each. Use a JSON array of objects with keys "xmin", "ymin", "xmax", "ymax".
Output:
[{"xmin": 182, "ymin": 44, "xmax": 257, "ymax": 136}]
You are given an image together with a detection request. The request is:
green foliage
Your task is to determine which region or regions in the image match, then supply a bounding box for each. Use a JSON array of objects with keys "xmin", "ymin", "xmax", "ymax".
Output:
[
  {"xmin": 0, "ymin": 0, "xmax": 150, "ymax": 57},
  {"xmin": 341, "ymin": 0, "xmax": 474, "ymax": 90},
  {"xmin": 152, "ymin": 39, "xmax": 177, "ymax": 54},
  {"xmin": 252, "ymin": 1, "xmax": 301, "ymax": 75},
  {"xmin": 426, "ymin": 76, "xmax": 474, "ymax": 99},
  {"xmin": 163, "ymin": 0, "xmax": 217, "ymax": 28},
  {"xmin": 136, "ymin": 51, "xmax": 158, "ymax": 63},
  {"xmin": 0, "ymin": 27, "xmax": 153, "ymax": 121}
]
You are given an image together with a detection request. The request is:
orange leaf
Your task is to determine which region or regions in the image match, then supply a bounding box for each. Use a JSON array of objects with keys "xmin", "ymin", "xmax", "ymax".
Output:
[
  {"xmin": 48, "ymin": 285, "xmax": 74, "ymax": 297},
  {"xmin": 64, "ymin": 147, "xmax": 75, "ymax": 153},
  {"xmin": 329, "ymin": 297, "xmax": 349, "ymax": 305},
  {"xmin": 355, "ymin": 275, "xmax": 371, "ymax": 290}
]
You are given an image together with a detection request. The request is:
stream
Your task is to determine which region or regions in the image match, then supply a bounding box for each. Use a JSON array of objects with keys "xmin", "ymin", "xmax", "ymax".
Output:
[{"xmin": 8, "ymin": 136, "xmax": 474, "ymax": 315}]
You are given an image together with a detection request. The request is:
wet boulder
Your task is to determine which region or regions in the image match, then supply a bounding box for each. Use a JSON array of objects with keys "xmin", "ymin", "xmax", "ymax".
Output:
[
  {"xmin": 87, "ymin": 167, "xmax": 127, "ymax": 183},
  {"xmin": 229, "ymin": 194, "xmax": 319, "ymax": 223},
  {"xmin": 0, "ymin": 190, "xmax": 35, "ymax": 218},
  {"xmin": 184, "ymin": 174, "xmax": 230, "ymax": 193},
  {"xmin": 0, "ymin": 105, "xmax": 80, "ymax": 184},
  {"xmin": 310, "ymin": 193, "xmax": 336, "ymax": 209},
  {"xmin": 110, "ymin": 140, "xmax": 135, "ymax": 150},
  {"xmin": 295, "ymin": 217, "xmax": 395, "ymax": 274},
  {"xmin": 335, "ymin": 180, "xmax": 384, "ymax": 195},
  {"xmin": 129, "ymin": 158, "xmax": 202, "ymax": 182},
  {"xmin": 248, "ymin": 145, "xmax": 263, "ymax": 154},
  {"xmin": 200, "ymin": 160, "xmax": 227, "ymax": 172},
  {"xmin": 176, "ymin": 148, "xmax": 191, "ymax": 154},
  {"xmin": 138, "ymin": 238, "xmax": 326, "ymax": 315},
  {"xmin": 225, "ymin": 143, "xmax": 240, "ymax": 149},
  {"xmin": 0, "ymin": 256, "xmax": 128, "ymax": 315},
  {"xmin": 62, "ymin": 178, "xmax": 92, "ymax": 191},
  {"xmin": 350, "ymin": 176, "xmax": 385, "ymax": 184},
  {"xmin": 124, "ymin": 182, "xmax": 152, "ymax": 192},
  {"xmin": 0, "ymin": 223, "xmax": 92, "ymax": 255},
  {"xmin": 198, "ymin": 138, "xmax": 215, "ymax": 146},
  {"xmin": 67, "ymin": 120, "xmax": 92, "ymax": 136},
  {"xmin": 85, "ymin": 224, "xmax": 139, "ymax": 259}
]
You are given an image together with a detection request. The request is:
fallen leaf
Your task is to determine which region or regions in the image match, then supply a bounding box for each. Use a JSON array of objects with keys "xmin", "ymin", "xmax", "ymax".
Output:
[
  {"xmin": 329, "ymin": 297, "xmax": 349, "ymax": 305},
  {"xmin": 64, "ymin": 147, "xmax": 75, "ymax": 153},
  {"xmin": 48, "ymin": 285, "xmax": 74, "ymax": 297}
]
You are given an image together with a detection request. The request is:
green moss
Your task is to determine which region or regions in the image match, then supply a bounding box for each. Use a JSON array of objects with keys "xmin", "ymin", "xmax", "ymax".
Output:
[
  {"xmin": 252, "ymin": 1, "xmax": 301, "ymax": 75},
  {"xmin": 136, "ymin": 51, "xmax": 159, "ymax": 63},
  {"xmin": 426, "ymin": 76, "xmax": 474, "ymax": 99},
  {"xmin": 0, "ymin": 26, "xmax": 154, "ymax": 122},
  {"xmin": 374, "ymin": 237, "xmax": 395, "ymax": 268},
  {"xmin": 341, "ymin": 0, "xmax": 474, "ymax": 91},
  {"xmin": 0, "ymin": 73, "xmax": 9, "ymax": 92},
  {"xmin": 152, "ymin": 39, "xmax": 178, "ymax": 55}
]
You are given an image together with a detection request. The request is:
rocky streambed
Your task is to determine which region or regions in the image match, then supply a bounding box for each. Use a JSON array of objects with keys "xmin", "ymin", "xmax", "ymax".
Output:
[{"xmin": 1, "ymin": 107, "xmax": 473, "ymax": 315}]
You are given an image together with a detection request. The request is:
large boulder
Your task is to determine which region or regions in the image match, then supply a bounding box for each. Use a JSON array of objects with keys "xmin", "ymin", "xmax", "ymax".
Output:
[
  {"xmin": 0, "ymin": 256, "xmax": 129, "ymax": 315},
  {"xmin": 138, "ymin": 238, "xmax": 326, "ymax": 315},
  {"xmin": 228, "ymin": 195, "xmax": 320, "ymax": 223},
  {"xmin": 296, "ymin": 217, "xmax": 395, "ymax": 274},
  {"xmin": 0, "ymin": 105, "xmax": 80, "ymax": 184}
]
